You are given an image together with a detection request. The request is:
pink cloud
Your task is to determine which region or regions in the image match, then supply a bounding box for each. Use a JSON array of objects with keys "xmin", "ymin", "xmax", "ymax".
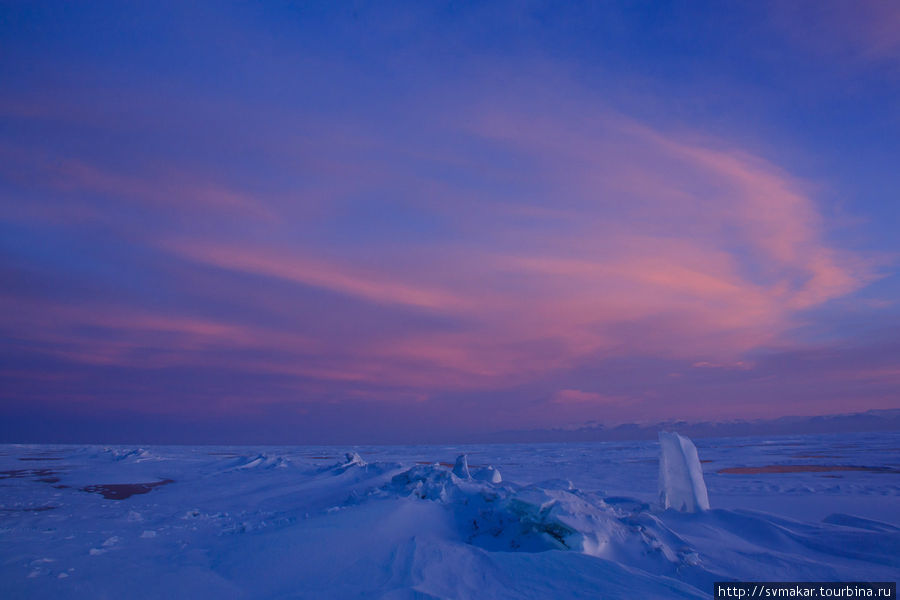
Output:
[
  {"xmin": 0, "ymin": 295, "xmax": 316, "ymax": 371},
  {"xmin": 131, "ymin": 93, "xmax": 876, "ymax": 394},
  {"xmin": 164, "ymin": 239, "xmax": 476, "ymax": 313},
  {"xmin": 0, "ymin": 75, "xmax": 880, "ymax": 422},
  {"xmin": 772, "ymin": 2, "xmax": 900, "ymax": 66},
  {"xmin": 0, "ymin": 144, "xmax": 278, "ymax": 224},
  {"xmin": 551, "ymin": 389, "xmax": 622, "ymax": 405}
]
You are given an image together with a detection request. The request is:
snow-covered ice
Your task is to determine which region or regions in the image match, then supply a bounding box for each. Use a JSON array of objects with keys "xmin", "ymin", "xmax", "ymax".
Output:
[
  {"xmin": 0, "ymin": 432, "xmax": 898, "ymax": 598},
  {"xmin": 658, "ymin": 431, "xmax": 710, "ymax": 512}
]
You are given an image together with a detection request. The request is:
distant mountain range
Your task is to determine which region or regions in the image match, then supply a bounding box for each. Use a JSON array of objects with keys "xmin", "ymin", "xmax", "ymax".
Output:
[{"xmin": 470, "ymin": 409, "xmax": 900, "ymax": 443}]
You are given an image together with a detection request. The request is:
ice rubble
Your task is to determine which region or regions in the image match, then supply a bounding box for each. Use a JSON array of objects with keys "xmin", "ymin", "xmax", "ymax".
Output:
[
  {"xmin": 381, "ymin": 453, "xmax": 697, "ymax": 567},
  {"xmin": 658, "ymin": 431, "xmax": 710, "ymax": 512},
  {"xmin": 94, "ymin": 447, "xmax": 159, "ymax": 462}
]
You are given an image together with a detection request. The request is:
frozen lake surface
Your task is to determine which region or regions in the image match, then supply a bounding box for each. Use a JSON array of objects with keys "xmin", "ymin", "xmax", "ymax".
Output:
[{"xmin": 1, "ymin": 432, "xmax": 898, "ymax": 598}]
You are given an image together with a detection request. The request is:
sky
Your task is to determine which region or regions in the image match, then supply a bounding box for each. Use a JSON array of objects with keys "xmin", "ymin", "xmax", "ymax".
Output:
[{"xmin": 1, "ymin": 1, "xmax": 899, "ymax": 444}]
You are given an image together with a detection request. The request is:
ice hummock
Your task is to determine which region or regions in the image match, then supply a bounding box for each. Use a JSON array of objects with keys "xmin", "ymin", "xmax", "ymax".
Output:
[
  {"xmin": 342, "ymin": 452, "xmax": 367, "ymax": 468},
  {"xmin": 329, "ymin": 451, "xmax": 368, "ymax": 474},
  {"xmin": 452, "ymin": 454, "xmax": 471, "ymax": 478},
  {"xmin": 473, "ymin": 465, "xmax": 502, "ymax": 483},
  {"xmin": 658, "ymin": 431, "xmax": 710, "ymax": 512},
  {"xmin": 232, "ymin": 453, "xmax": 291, "ymax": 470}
]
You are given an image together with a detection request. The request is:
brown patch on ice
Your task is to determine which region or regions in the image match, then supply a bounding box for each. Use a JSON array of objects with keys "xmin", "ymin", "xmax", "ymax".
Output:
[
  {"xmin": 718, "ymin": 465, "xmax": 900, "ymax": 475},
  {"xmin": 81, "ymin": 479, "xmax": 174, "ymax": 500},
  {"xmin": 791, "ymin": 453, "xmax": 844, "ymax": 459}
]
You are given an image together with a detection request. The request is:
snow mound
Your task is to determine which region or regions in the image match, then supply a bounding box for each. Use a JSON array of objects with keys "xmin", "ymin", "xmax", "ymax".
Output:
[
  {"xmin": 658, "ymin": 432, "xmax": 709, "ymax": 512},
  {"xmin": 822, "ymin": 514, "xmax": 900, "ymax": 532}
]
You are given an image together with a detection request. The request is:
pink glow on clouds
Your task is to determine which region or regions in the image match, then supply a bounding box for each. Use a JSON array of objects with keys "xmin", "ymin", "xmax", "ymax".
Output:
[
  {"xmin": 0, "ymin": 144, "xmax": 278, "ymax": 224},
  {"xmin": 773, "ymin": 1, "xmax": 900, "ymax": 66},
  {"xmin": 165, "ymin": 240, "xmax": 476, "ymax": 314},
  {"xmin": 551, "ymin": 389, "xmax": 622, "ymax": 405},
  {"xmin": 3, "ymin": 89, "xmax": 877, "ymax": 405},
  {"xmin": 0, "ymin": 3, "xmax": 898, "ymax": 445},
  {"xmin": 109, "ymin": 98, "xmax": 873, "ymax": 402},
  {"xmin": 0, "ymin": 64, "xmax": 892, "ymax": 433}
]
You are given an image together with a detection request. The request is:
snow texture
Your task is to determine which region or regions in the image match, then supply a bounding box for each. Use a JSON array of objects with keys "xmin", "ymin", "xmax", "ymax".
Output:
[
  {"xmin": 658, "ymin": 431, "xmax": 710, "ymax": 512},
  {"xmin": 1, "ymin": 432, "xmax": 898, "ymax": 598}
]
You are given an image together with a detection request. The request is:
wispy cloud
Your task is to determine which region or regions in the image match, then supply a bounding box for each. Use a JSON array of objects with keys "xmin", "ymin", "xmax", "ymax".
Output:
[
  {"xmin": 4, "ymin": 80, "xmax": 876, "ymax": 403},
  {"xmin": 163, "ymin": 239, "xmax": 475, "ymax": 313},
  {"xmin": 0, "ymin": 11, "xmax": 890, "ymax": 439}
]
